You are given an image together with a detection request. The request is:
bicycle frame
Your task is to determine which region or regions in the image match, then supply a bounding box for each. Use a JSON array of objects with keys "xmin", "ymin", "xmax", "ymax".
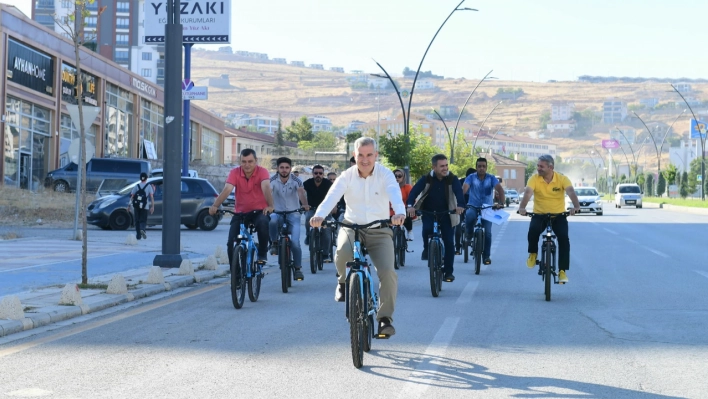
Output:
[
  {"xmin": 522, "ymin": 212, "xmax": 569, "ymax": 301},
  {"xmin": 224, "ymin": 210, "xmax": 260, "ymax": 279}
]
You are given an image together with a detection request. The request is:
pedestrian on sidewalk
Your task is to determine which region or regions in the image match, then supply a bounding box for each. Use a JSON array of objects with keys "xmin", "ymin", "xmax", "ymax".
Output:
[{"xmin": 128, "ymin": 172, "xmax": 154, "ymax": 240}]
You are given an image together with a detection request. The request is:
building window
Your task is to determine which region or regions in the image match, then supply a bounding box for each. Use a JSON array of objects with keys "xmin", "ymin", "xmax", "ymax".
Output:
[
  {"xmin": 61, "ymin": 0, "xmax": 72, "ymax": 8},
  {"xmin": 140, "ymin": 99, "xmax": 164, "ymax": 159},
  {"xmin": 85, "ymin": 16, "xmax": 97, "ymax": 27},
  {"xmin": 201, "ymin": 128, "xmax": 221, "ymax": 165},
  {"xmin": 4, "ymin": 97, "xmax": 52, "ymax": 190},
  {"xmin": 117, "ymin": 1, "xmax": 130, "ymax": 12},
  {"xmin": 503, "ymin": 169, "xmax": 509, "ymax": 179},
  {"xmin": 105, "ymin": 83, "xmax": 135, "ymax": 158},
  {"xmin": 116, "ymin": 18, "xmax": 129, "ymax": 29},
  {"xmin": 141, "ymin": 52, "xmax": 152, "ymax": 61},
  {"xmin": 511, "ymin": 170, "xmax": 517, "ymax": 179},
  {"xmin": 141, "ymin": 69, "xmax": 152, "ymax": 77},
  {"xmin": 60, "ymin": 114, "xmax": 97, "ymax": 167},
  {"xmin": 157, "ymin": 68, "xmax": 164, "ymax": 78},
  {"xmin": 115, "ymin": 50, "xmax": 129, "ymax": 61},
  {"xmin": 116, "ymin": 34, "xmax": 129, "ymax": 45}
]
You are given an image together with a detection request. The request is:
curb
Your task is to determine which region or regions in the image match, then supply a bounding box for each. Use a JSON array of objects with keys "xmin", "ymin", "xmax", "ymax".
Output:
[{"xmin": 0, "ymin": 261, "xmax": 230, "ymax": 338}]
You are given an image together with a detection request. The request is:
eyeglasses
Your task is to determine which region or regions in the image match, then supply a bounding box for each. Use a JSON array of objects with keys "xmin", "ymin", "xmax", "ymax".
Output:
[
  {"xmin": 395, "ymin": 175, "xmax": 403, "ymax": 178},
  {"xmin": 328, "ymin": 178, "xmax": 336, "ymax": 181},
  {"xmin": 313, "ymin": 172, "xmax": 323, "ymax": 175}
]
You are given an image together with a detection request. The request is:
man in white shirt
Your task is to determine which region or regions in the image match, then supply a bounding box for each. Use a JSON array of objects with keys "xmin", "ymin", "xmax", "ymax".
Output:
[{"xmin": 310, "ymin": 137, "xmax": 406, "ymax": 336}]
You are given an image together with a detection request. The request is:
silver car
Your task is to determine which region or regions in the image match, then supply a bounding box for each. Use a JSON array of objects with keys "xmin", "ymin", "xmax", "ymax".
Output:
[{"xmin": 567, "ymin": 187, "xmax": 603, "ymax": 215}]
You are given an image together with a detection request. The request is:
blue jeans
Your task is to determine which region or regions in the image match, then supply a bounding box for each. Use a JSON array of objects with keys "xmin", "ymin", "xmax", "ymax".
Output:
[
  {"xmin": 421, "ymin": 215, "xmax": 456, "ymax": 275},
  {"xmin": 269, "ymin": 212, "xmax": 303, "ymax": 268},
  {"xmin": 465, "ymin": 208, "xmax": 493, "ymax": 259}
]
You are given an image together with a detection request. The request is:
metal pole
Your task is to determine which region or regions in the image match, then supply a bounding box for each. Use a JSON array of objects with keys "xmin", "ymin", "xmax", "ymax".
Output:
[
  {"xmin": 376, "ymin": 86, "xmax": 380, "ymax": 141},
  {"xmin": 669, "ymin": 84, "xmax": 706, "ymax": 200},
  {"xmin": 470, "ymin": 101, "xmax": 502, "ymax": 155},
  {"xmin": 182, "ymin": 43, "xmax": 193, "ymax": 176},
  {"xmin": 432, "ymin": 109, "xmax": 453, "ymax": 161},
  {"xmin": 451, "ymin": 70, "xmax": 495, "ymax": 163},
  {"xmin": 154, "ymin": 0, "xmax": 184, "ymax": 267}
]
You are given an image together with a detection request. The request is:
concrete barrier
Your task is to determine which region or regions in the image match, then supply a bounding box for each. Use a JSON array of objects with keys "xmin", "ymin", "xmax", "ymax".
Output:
[
  {"xmin": 145, "ymin": 266, "xmax": 165, "ymax": 284},
  {"xmin": 58, "ymin": 284, "xmax": 83, "ymax": 306},
  {"xmin": 106, "ymin": 275, "xmax": 128, "ymax": 295},
  {"xmin": 178, "ymin": 259, "xmax": 194, "ymax": 276},
  {"xmin": 0, "ymin": 296, "xmax": 24, "ymax": 320},
  {"xmin": 203, "ymin": 255, "xmax": 218, "ymax": 270}
]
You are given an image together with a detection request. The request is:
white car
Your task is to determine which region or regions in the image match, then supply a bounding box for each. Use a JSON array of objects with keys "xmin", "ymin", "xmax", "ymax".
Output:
[
  {"xmin": 615, "ymin": 183, "xmax": 643, "ymax": 208},
  {"xmin": 567, "ymin": 186, "xmax": 603, "ymax": 215},
  {"xmin": 504, "ymin": 189, "xmax": 520, "ymax": 204}
]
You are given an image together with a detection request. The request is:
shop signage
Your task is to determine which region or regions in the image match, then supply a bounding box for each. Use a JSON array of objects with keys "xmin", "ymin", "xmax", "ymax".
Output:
[
  {"xmin": 7, "ymin": 39, "xmax": 54, "ymax": 95},
  {"xmin": 144, "ymin": 1, "xmax": 231, "ymax": 44},
  {"xmin": 61, "ymin": 63, "xmax": 98, "ymax": 106},
  {"xmin": 131, "ymin": 77, "xmax": 157, "ymax": 97}
]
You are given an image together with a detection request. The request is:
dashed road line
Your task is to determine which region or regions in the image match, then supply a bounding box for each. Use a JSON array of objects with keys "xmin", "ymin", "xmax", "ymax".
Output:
[
  {"xmin": 694, "ymin": 270, "xmax": 708, "ymax": 280},
  {"xmin": 604, "ymin": 228, "xmax": 618, "ymax": 235},
  {"xmin": 644, "ymin": 247, "xmax": 669, "ymax": 258},
  {"xmin": 455, "ymin": 281, "xmax": 479, "ymax": 305}
]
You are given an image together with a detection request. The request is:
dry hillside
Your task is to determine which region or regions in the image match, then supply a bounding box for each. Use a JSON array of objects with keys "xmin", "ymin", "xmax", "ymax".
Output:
[{"xmin": 190, "ymin": 49, "xmax": 706, "ymax": 168}]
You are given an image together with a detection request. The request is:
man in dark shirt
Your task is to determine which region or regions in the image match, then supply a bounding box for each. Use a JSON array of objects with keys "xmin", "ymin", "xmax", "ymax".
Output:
[
  {"xmin": 455, "ymin": 167, "xmax": 476, "ymax": 254},
  {"xmin": 407, "ymin": 154, "xmax": 465, "ymax": 282},
  {"xmin": 303, "ymin": 164, "xmax": 334, "ymax": 261}
]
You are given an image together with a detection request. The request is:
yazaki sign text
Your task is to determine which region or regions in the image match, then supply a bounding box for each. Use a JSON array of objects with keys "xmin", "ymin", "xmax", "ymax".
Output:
[{"xmin": 144, "ymin": 1, "xmax": 231, "ymax": 44}]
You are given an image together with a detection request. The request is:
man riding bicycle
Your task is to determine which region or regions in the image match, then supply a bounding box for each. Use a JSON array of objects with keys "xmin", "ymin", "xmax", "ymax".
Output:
[
  {"xmin": 310, "ymin": 137, "xmax": 405, "ymax": 336},
  {"xmin": 268, "ymin": 157, "xmax": 309, "ymax": 281},
  {"xmin": 518, "ymin": 154, "xmax": 580, "ymax": 284},
  {"xmin": 406, "ymin": 154, "xmax": 465, "ymax": 282},
  {"xmin": 210, "ymin": 148, "xmax": 275, "ymax": 266},
  {"xmin": 455, "ymin": 167, "xmax": 475, "ymax": 254},
  {"xmin": 462, "ymin": 158, "xmax": 505, "ymax": 265},
  {"xmin": 303, "ymin": 164, "xmax": 333, "ymax": 262}
]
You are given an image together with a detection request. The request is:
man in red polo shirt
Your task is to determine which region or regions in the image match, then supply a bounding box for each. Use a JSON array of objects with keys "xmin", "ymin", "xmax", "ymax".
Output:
[{"xmin": 210, "ymin": 148, "xmax": 275, "ymax": 266}]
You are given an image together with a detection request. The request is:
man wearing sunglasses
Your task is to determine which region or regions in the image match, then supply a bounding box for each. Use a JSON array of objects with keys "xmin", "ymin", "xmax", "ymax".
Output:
[
  {"xmin": 303, "ymin": 164, "xmax": 333, "ymax": 261},
  {"xmin": 392, "ymin": 169, "xmax": 415, "ymax": 241}
]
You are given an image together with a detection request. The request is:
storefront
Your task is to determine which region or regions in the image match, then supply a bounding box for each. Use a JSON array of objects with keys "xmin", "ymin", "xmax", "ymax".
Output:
[
  {"xmin": 0, "ymin": 5, "xmax": 227, "ymax": 191},
  {"xmin": 3, "ymin": 38, "xmax": 55, "ymax": 190}
]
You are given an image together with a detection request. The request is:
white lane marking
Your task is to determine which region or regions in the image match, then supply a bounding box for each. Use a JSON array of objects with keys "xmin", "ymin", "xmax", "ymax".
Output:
[
  {"xmin": 397, "ymin": 317, "xmax": 460, "ymax": 399},
  {"xmin": 604, "ymin": 228, "xmax": 618, "ymax": 235},
  {"xmin": 625, "ymin": 238, "xmax": 638, "ymax": 244},
  {"xmin": 482, "ymin": 223, "xmax": 507, "ymax": 271},
  {"xmin": 694, "ymin": 270, "xmax": 708, "ymax": 279},
  {"xmin": 455, "ymin": 281, "xmax": 479, "ymax": 305},
  {"xmin": 644, "ymin": 247, "xmax": 669, "ymax": 258}
]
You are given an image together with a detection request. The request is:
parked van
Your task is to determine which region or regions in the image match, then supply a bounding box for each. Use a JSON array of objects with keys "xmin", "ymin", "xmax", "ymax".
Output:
[
  {"xmin": 45, "ymin": 158, "xmax": 151, "ymax": 192},
  {"xmin": 614, "ymin": 183, "xmax": 643, "ymax": 208}
]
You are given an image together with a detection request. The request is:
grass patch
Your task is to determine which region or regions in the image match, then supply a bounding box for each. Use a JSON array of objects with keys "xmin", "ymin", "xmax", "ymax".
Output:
[
  {"xmin": 78, "ymin": 283, "xmax": 109, "ymax": 290},
  {"xmin": 1, "ymin": 231, "xmax": 22, "ymax": 240},
  {"xmin": 0, "ymin": 185, "xmax": 91, "ymax": 227},
  {"xmin": 643, "ymin": 197, "xmax": 708, "ymax": 208}
]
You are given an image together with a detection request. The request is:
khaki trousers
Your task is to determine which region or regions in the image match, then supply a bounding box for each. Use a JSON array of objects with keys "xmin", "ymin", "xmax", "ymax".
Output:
[{"xmin": 335, "ymin": 222, "xmax": 397, "ymax": 322}]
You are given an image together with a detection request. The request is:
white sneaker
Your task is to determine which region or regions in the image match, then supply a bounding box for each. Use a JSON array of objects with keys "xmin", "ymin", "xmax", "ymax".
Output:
[{"xmin": 407, "ymin": 230, "xmax": 414, "ymax": 241}]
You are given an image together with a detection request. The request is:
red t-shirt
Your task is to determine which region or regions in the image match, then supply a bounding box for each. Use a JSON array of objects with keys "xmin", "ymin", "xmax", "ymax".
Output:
[{"xmin": 226, "ymin": 165, "xmax": 270, "ymax": 212}]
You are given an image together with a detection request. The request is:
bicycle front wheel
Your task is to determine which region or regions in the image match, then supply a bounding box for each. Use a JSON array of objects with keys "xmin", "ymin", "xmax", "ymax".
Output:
[
  {"xmin": 463, "ymin": 231, "xmax": 469, "ymax": 263},
  {"xmin": 349, "ymin": 272, "xmax": 365, "ymax": 368},
  {"xmin": 280, "ymin": 238, "xmax": 289, "ymax": 293},
  {"xmin": 362, "ymin": 278, "xmax": 373, "ymax": 353},
  {"xmin": 309, "ymin": 228, "xmax": 319, "ymax": 274},
  {"xmin": 399, "ymin": 232, "xmax": 406, "ymax": 267},
  {"xmin": 429, "ymin": 240, "xmax": 441, "ymax": 297},
  {"xmin": 231, "ymin": 246, "xmax": 246, "ymax": 309},
  {"xmin": 474, "ymin": 229, "xmax": 484, "ymax": 275},
  {"xmin": 248, "ymin": 247, "xmax": 261, "ymax": 302},
  {"xmin": 544, "ymin": 242, "xmax": 553, "ymax": 301}
]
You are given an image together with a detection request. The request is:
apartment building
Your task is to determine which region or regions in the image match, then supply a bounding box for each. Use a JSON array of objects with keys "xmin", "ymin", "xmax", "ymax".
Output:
[
  {"xmin": 329, "ymin": 67, "xmax": 344, "ymax": 73},
  {"xmin": 290, "ymin": 61, "xmax": 305, "ymax": 67},
  {"xmin": 551, "ymin": 101, "xmax": 575, "ymax": 121},
  {"xmin": 609, "ymin": 127, "xmax": 636, "ymax": 145},
  {"xmin": 603, "ymin": 99, "xmax": 627, "ymax": 124},
  {"xmin": 308, "ymin": 116, "xmax": 333, "ymax": 132},
  {"xmin": 234, "ymin": 115, "xmax": 279, "ymax": 135},
  {"xmin": 309, "ymin": 64, "xmax": 324, "ymax": 70}
]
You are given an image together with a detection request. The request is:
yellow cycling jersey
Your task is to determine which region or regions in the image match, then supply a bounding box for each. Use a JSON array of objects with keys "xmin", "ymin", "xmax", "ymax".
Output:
[{"xmin": 527, "ymin": 172, "xmax": 571, "ymax": 214}]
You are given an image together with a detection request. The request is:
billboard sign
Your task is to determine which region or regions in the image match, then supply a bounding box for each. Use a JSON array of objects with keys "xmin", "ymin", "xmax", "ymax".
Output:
[
  {"xmin": 144, "ymin": 1, "xmax": 231, "ymax": 44},
  {"xmin": 7, "ymin": 39, "xmax": 54, "ymax": 95},
  {"xmin": 182, "ymin": 79, "xmax": 208, "ymax": 100},
  {"xmin": 602, "ymin": 139, "xmax": 620, "ymax": 149},
  {"xmin": 690, "ymin": 119, "xmax": 707, "ymax": 139}
]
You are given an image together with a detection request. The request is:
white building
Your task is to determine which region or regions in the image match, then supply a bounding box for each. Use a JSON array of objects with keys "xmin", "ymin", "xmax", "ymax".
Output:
[
  {"xmin": 675, "ymin": 83, "xmax": 692, "ymax": 93},
  {"xmin": 290, "ymin": 61, "xmax": 305, "ymax": 67},
  {"xmin": 308, "ymin": 116, "xmax": 333, "ymax": 132},
  {"xmin": 234, "ymin": 115, "xmax": 279, "ymax": 135},
  {"xmin": 415, "ymin": 79, "xmax": 436, "ymax": 90},
  {"xmin": 309, "ymin": 64, "xmax": 324, "ymax": 70},
  {"xmin": 551, "ymin": 101, "xmax": 575, "ymax": 121},
  {"xmin": 329, "ymin": 67, "xmax": 344, "ymax": 73},
  {"xmin": 603, "ymin": 99, "xmax": 627, "ymax": 124},
  {"xmin": 273, "ymin": 58, "xmax": 287, "ymax": 64},
  {"xmin": 130, "ymin": 0, "xmax": 161, "ymax": 84},
  {"xmin": 547, "ymin": 120, "xmax": 576, "ymax": 133},
  {"xmin": 669, "ymin": 140, "xmax": 700, "ymax": 172},
  {"xmin": 610, "ymin": 127, "xmax": 636, "ymax": 145}
]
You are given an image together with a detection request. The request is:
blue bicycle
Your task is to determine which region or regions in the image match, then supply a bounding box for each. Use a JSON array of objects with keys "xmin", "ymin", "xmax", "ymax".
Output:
[
  {"xmin": 222, "ymin": 210, "xmax": 264, "ymax": 309},
  {"xmin": 325, "ymin": 218, "xmax": 392, "ymax": 369},
  {"xmin": 464, "ymin": 205, "xmax": 494, "ymax": 275},
  {"xmin": 417, "ymin": 209, "xmax": 456, "ymax": 297}
]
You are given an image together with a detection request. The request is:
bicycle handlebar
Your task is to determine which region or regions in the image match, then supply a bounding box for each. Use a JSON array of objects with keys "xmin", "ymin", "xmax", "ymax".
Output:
[
  {"xmin": 517, "ymin": 211, "xmax": 570, "ymax": 217},
  {"xmin": 220, "ymin": 209, "xmax": 262, "ymax": 217},
  {"xmin": 415, "ymin": 209, "xmax": 458, "ymax": 216},
  {"xmin": 272, "ymin": 208, "xmax": 306, "ymax": 216},
  {"xmin": 465, "ymin": 204, "xmax": 495, "ymax": 210},
  {"xmin": 325, "ymin": 219, "xmax": 391, "ymax": 230}
]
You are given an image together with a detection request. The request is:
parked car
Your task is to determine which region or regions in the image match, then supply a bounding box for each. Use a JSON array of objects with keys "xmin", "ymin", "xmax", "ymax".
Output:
[
  {"xmin": 223, "ymin": 188, "xmax": 235, "ymax": 208},
  {"xmin": 614, "ymin": 183, "xmax": 643, "ymax": 208},
  {"xmin": 150, "ymin": 168, "xmax": 199, "ymax": 178},
  {"xmin": 568, "ymin": 186, "xmax": 603, "ymax": 215},
  {"xmin": 504, "ymin": 189, "xmax": 520, "ymax": 204},
  {"xmin": 86, "ymin": 177, "xmax": 222, "ymax": 231},
  {"xmin": 45, "ymin": 158, "xmax": 151, "ymax": 193}
]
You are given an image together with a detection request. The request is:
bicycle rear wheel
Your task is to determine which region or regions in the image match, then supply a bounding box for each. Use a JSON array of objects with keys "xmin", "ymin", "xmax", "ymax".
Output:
[
  {"xmin": 309, "ymin": 228, "xmax": 319, "ymax": 274},
  {"xmin": 362, "ymin": 279, "xmax": 373, "ymax": 353},
  {"xmin": 248, "ymin": 247, "xmax": 261, "ymax": 302},
  {"xmin": 544, "ymin": 242, "xmax": 553, "ymax": 301},
  {"xmin": 463, "ymin": 231, "xmax": 469, "ymax": 263},
  {"xmin": 435, "ymin": 242, "xmax": 443, "ymax": 293},
  {"xmin": 474, "ymin": 229, "xmax": 484, "ymax": 275},
  {"xmin": 280, "ymin": 238, "xmax": 289, "ymax": 293},
  {"xmin": 349, "ymin": 272, "xmax": 365, "ymax": 368},
  {"xmin": 393, "ymin": 228, "xmax": 401, "ymax": 270},
  {"xmin": 231, "ymin": 246, "xmax": 246, "ymax": 309},
  {"xmin": 399, "ymin": 232, "xmax": 406, "ymax": 267},
  {"xmin": 429, "ymin": 240, "xmax": 440, "ymax": 297}
]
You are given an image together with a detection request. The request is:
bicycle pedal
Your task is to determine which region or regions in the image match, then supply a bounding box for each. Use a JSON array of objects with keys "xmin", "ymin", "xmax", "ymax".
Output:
[{"xmin": 374, "ymin": 334, "xmax": 390, "ymax": 339}]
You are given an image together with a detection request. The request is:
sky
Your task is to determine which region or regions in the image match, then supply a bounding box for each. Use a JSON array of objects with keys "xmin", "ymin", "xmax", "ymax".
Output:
[{"xmin": 5, "ymin": 0, "xmax": 708, "ymax": 82}]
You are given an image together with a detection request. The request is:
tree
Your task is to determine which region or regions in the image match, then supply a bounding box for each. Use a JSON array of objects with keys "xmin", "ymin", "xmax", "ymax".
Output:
[
  {"xmin": 378, "ymin": 127, "xmax": 438, "ymax": 181},
  {"xmin": 345, "ymin": 131, "xmax": 362, "ymax": 144},
  {"xmin": 285, "ymin": 116, "xmax": 314, "ymax": 142},
  {"xmin": 55, "ymin": 0, "xmax": 105, "ymax": 285},
  {"xmin": 645, "ymin": 173, "xmax": 654, "ymax": 197},
  {"xmin": 679, "ymin": 171, "xmax": 690, "ymax": 198},
  {"xmin": 378, "ymin": 130, "xmax": 410, "ymax": 170},
  {"xmin": 274, "ymin": 115, "xmax": 285, "ymax": 151},
  {"xmin": 688, "ymin": 157, "xmax": 703, "ymax": 195},
  {"xmin": 525, "ymin": 161, "xmax": 536, "ymax": 184},
  {"xmin": 657, "ymin": 173, "xmax": 666, "ymax": 197},
  {"xmin": 662, "ymin": 163, "xmax": 678, "ymax": 185},
  {"xmin": 539, "ymin": 111, "xmax": 551, "ymax": 129}
]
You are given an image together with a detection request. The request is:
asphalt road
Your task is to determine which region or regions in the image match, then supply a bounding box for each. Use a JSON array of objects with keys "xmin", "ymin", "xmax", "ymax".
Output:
[{"xmin": 1, "ymin": 205, "xmax": 706, "ymax": 398}]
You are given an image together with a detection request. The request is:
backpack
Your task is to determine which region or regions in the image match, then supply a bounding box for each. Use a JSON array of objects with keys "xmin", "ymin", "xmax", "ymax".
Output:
[{"xmin": 133, "ymin": 183, "xmax": 148, "ymax": 209}]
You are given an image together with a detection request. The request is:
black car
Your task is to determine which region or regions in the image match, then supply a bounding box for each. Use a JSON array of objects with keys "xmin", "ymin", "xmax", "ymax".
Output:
[{"xmin": 87, "ymin": 177, "xmax": 222, "ymax": 231}]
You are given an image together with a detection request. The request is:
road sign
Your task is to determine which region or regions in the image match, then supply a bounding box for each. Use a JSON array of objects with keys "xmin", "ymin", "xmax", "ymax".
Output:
[
  {"xmin": 401, "ymin": 89, "xmax": 410, "ymax": 98},
  {"xmin": 182, "ymin": 79, "xmax": 194, "ymax": 91},
  {"xmin": 144, "ymin": 1, "xmax": 232, "ymax": 44},
  {"xmin": 182, "ymin": 85, "xmax": 208, "ymax": 100},
  {"xmin": 698, "ymin": 175, "xmax": 703, "ymax": 182},
  {"xmin": 690, "ymin": 119, "xmax": 707, "ymax": 139},
  {"xmin": 602, "ymin": 139, "xmax": 620, "ymax": 149}
]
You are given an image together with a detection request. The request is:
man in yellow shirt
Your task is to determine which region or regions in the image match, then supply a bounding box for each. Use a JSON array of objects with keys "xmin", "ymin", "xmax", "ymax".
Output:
[{"xmin": 518, "ymin": 155, "xmax": 580, "ymax": 283}]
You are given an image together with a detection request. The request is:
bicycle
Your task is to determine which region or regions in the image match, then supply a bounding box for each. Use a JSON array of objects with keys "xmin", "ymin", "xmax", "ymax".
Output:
[
  {"xmin": 324, "ymin": 218, "xmax": 392, "ymax": 369},
  {"xmin": 391, "ymin": 224, "xmax": 408, "ymax": 270},
  {"xmin": 273, "ymin": 208, "xmax": 305, "ymax": 293},
  {"xmin": 222, "ymin": 209, "xmax": 264, "ymax": 309},
  {"xmin": 520, "ymin": 212, "xmax": 570, "ymax": 302},
  {"xmin": 464, "ymin": 205, "xmax": 494, "ymax": 275},
  {"xmin": 308, "ymin": 207, "xmax": 333, "ymax": 274},
  {"xmin": 417, "ymin": 209, "xmax": 457, "ymax": 297}
]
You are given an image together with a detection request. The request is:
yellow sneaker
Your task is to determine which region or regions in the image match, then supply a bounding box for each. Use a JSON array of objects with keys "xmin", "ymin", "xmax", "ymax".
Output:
[
  {"xmin": 559, "ymin": 270, "xmax": 568, "ymax": 284},
  {"xmin": 526, "ymin": 253, "xmax": 537, "ymax": 268}
]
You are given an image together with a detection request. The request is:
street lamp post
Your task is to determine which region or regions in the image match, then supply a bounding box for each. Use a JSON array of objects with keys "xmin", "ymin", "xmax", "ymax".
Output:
[
  {"xmin": 470, "ymin": 100, "xmax": 503, "ymax": 156},
  {"xmin": 485, "ymin": 122, "xmax": 509, "ymax": 153},
  {"xmin": 614, "ymin": 127, "xmax": 637, "ymax": 179},
  {"xmin": 633, "ymin": 109, "xmax": 686, "ymax": 196},
  {"xmin": 670, "ymin": 82, "xmax": 705, "ymax": 200},
  {"xmin": 584, "ymin": 149, "xmax": 602, "ymax": 187},
  {"xmin": 373, "ymin": 1, "xmax": 477, "ymax": 181}
]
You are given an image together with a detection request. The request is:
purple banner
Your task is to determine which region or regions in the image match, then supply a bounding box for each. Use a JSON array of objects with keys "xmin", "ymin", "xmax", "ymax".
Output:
[{"xmin": 602, "ymin": 139, "xmax": 620, "ymax": 149}]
